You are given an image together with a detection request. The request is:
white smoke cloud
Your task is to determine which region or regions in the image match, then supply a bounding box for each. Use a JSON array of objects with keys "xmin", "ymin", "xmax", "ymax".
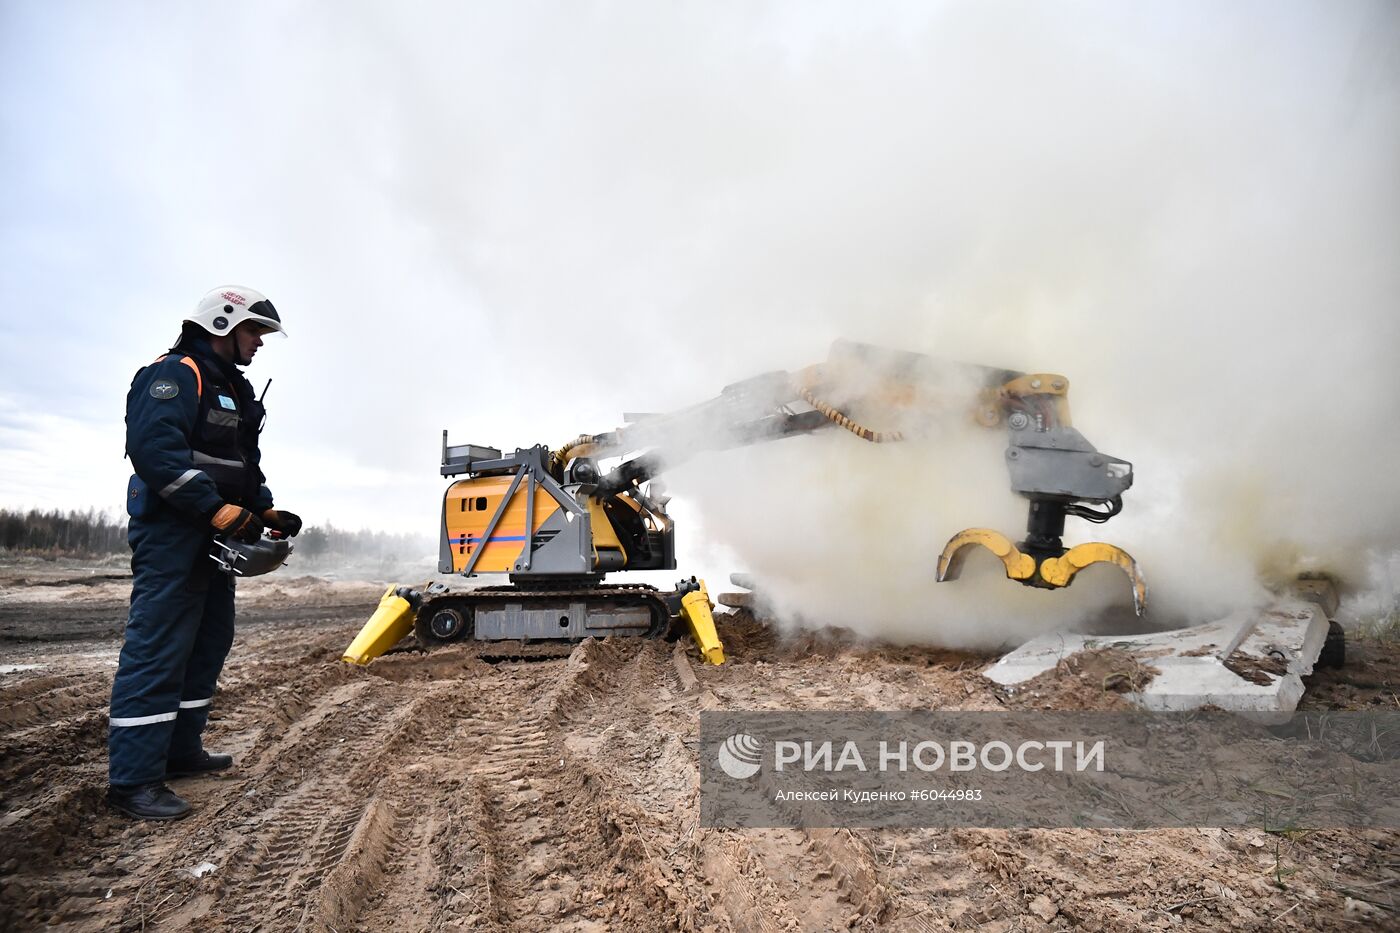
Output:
[
  {"xmin": 370, "ymin": 1, "xmax": 1400, "ymax": 641},
  {"xmin": 4, "ymin": 1, "xmax": 1397, "ymax": 642}
]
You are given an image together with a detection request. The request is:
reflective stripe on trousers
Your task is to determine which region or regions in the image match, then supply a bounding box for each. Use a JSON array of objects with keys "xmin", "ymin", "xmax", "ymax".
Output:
[
  {"xmin": 110, "ymin": 711, "xmax": 178, "ymax": 727},
  {"xmin": 109, "ymin": 698, "xmax": 212, "ymax": 729}
]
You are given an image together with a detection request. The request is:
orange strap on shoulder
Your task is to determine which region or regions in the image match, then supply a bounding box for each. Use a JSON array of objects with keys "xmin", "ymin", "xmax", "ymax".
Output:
[
  {"xmin": 152, "ymin": 354, "xmax": 204, "ymax": 398},
  {"xmin": 176, "ymin": 357, "xmax": 203, "ymax": 398}
]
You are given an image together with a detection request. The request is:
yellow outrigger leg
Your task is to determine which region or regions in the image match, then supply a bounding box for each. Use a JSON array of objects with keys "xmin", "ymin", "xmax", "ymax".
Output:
[
  {"xmin": 680, "ymin": 579, "xmax": 726, "ymax": 665},
  {"xmin": 342, "ymin": 586, "xmax": 418, "ymax": 665},
  {"xmin": 937, "ymin": 528, "xmax": 1148, "ymax": 615}
]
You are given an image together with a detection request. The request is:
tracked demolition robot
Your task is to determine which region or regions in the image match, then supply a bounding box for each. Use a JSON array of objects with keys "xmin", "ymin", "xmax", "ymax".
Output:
[{"xmin": 343, "ymin": 340, "xmax": 1145, "ymax": 666}]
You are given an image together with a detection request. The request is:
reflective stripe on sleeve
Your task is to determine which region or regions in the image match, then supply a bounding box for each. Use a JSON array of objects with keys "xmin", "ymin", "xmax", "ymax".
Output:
[
  {"xmin": 192, "ymin": 452, "xmax": 244, "ymax": 468},
  {"xmin": 178, "ymin": 698, "xmax": 213, "ymax": 709},
  {"xmin": 159, "ymin": 469, "xmax": 204, "ymax": 497},
  {"xmin": 110, "ymin": 711, "xmax": 179, "ymax": 727}
]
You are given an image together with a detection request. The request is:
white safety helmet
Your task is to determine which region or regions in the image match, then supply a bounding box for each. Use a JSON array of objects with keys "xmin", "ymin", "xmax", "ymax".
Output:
[{"xmin": 186, "ymin": 286, "xmax": 286, "ymax": 338}]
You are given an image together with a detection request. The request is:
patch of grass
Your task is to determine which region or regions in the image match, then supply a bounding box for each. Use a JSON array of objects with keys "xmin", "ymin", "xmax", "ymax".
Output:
[
  {"xmin": 1270, "ymin": 839, "xmax": 1300, "ymax": 889},
  {"xmin": 1354, "ymin": 606, "xmax": 1400, "ymax": 643}
]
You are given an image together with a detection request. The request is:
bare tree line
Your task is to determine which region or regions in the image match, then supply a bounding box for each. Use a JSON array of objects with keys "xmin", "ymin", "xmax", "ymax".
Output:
[
  {"xmin": 293, "ymin": 524, "xmax": 433, "ymax": 563},
  {"xmin": 0, "ymin": 508, "xmax": 128, "ymax": 555},
  {"xmin": 0, "ymin": 508, "xmax": 429, "ymax": 561}
]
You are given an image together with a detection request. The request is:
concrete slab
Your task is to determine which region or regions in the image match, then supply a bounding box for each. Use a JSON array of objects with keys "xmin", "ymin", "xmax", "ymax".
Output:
[
  {"xmin": 983, "ymin": 601, "xmax": 1330, "ymax": 718},
  {"xmin": 717, "ymin": 591, "xmax": 754, "ymax": 609},
  {"xmin": 720, "ymin": 573, "xmax": 771, "ymax": 614}
]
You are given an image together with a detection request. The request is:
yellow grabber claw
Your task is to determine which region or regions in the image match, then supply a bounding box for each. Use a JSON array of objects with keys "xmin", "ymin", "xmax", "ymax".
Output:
[
  {"xmin": 937, "ymin": 530, "xmax": 1148, "ymax": 616},
  {"xmin": 1039, "ymin": 543, "xmax": 1148, "ymax": 616},
  {"xmin": 937, "ymin": 529, "xmax": 1037, "ymax": 583},
  {"xmin": 342, "ymin": 585, "xmax": 419, "ymax": 665},
  {"xmin": 679, "ymin": 579, "xmax": 725, "ymax": 665}
]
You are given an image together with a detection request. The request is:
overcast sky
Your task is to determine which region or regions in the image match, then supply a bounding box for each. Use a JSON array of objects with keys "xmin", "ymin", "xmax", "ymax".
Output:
[{"xmin": 2, "ymin": 2, "xmax": 1398, "ymax": 621}]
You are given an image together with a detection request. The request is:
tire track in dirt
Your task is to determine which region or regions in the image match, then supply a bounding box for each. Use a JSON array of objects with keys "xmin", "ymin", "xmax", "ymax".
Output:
[
  {"xmin": 0, "ymin": 671, "xmax": 94, "ymax": 710},
  {"xmin": 0, "ymin": 666, "xmax": 112, "ymax": 802},
  {"xmin": 302, "ymin": 794, "xmax": 397, "ymax": 931},
  {"xmin": 0, "ymin": 704, "xmax": 113, "ymax": 914},
  {"xmin": 124, "ymin": 671, "xmax": 475, "ymax": 931},
  {"xmin": 0, "ymin": 706, "xmax": 107, "ymax": 786},
  {"xmin": 0, "ymin": 675, "xmax": 276, "ymax": 925},
  {"xmin": 0, "ymin": 678, "xmax": 110, "ymax": 732},
  {"xmin": 435, "ymin": 639, "xmax": 681, "ymax": 931},
  {"xmin": 82, "ymin": 640, "xmax": 464, "ymax": 930},
  {"xmin": 625, "ymin": 638, "xmax": 896, "ymax": 931},
  {"xmin": 107, "ymin": 638, "xmax": 667, "ymax": 932},
  {"xmin": 717, "ymin": 645, "xmax": 894, "ymax": 929},
  {"xmin": 549, "ymin": 641, "xmax": 724, "ymax": 929},
  {"xmin": 538, "ymin": 639, "xmax": 868, "ymax": 931},
  {"xmin": 341, "ymin": 637, "xmax": 703, "ymax": 931},
  {"xmin": 0, "ymin": 658, "xmax": 131, "ymax": 924}
]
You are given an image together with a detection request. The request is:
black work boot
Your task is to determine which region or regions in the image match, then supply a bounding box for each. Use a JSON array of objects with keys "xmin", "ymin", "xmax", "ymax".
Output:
[
  {"xmin": 165, "ymin": 750, "xmax": 233, "ymax": 779},
  {"xmin": 107, "ymin": 782, "xmax": 192, "ymax": 821}
]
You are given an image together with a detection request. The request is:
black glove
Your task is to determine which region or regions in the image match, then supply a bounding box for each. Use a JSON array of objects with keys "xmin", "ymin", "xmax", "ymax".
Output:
[
  {"xmin": 261, "ymin": 509, "xmax": 303, "ymax": 537},
  {"xmin": 211, "ymin": 504, "xmax": 264, "ymax": 543}
]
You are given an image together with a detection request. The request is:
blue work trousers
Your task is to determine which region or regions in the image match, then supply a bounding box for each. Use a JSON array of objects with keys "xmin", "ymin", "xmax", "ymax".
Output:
[{"xmin": 108, "ymin": 512, "xmax": 235, "ymax": 786}]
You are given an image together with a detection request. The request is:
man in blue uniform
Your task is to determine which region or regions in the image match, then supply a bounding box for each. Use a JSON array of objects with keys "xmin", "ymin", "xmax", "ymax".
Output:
[{"xmin": 110, "ymin": 286, "xmax": 302, "ymax": 821}]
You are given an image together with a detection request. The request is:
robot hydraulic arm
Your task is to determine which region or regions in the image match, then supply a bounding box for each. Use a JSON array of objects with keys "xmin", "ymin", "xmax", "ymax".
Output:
[{"xmin": 563, "ymin": 339, "xmax": 1147, "ymax": 613}]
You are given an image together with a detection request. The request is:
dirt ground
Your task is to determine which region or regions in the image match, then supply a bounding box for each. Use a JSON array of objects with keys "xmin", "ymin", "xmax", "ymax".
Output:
[{"xmin": 0, "ymin": 558, "xmax": 1396, "ymax": 932}]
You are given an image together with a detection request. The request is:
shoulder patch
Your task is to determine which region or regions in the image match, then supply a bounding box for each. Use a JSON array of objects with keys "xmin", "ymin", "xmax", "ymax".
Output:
[{"xmin": 150, "ymin": 380, "xmax": 179, "ymax": 400}]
